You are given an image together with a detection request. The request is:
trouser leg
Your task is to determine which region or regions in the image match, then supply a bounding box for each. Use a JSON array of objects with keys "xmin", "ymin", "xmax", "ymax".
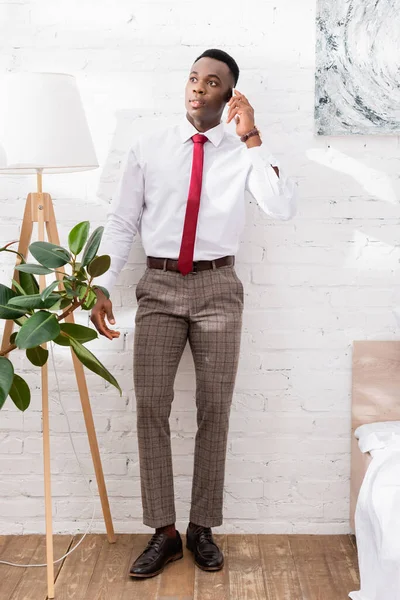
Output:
[
  {"xmin": 187, "ymin": 266, "xmax": 244, "ymax": 527},
  {"xmin": 134, "ymin": 269, "xmax": 189, "ymax": 528}
]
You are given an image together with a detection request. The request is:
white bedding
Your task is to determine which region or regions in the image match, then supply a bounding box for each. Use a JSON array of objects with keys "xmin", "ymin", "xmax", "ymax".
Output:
[{"xmin": 349, "ymin": 421, "xmax": 400, "ymax": 600}]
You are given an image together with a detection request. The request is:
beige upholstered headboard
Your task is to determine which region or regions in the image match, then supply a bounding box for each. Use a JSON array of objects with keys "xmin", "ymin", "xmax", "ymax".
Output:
[{"xmin": 351, "ymin": 341, "xmax": 400, "ymax": 531}]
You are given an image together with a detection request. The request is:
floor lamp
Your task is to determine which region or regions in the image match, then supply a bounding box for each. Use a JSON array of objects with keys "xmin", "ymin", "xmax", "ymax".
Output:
[{"xmin": 0, "ymin": 73, "xmax": 115, "ymax": 599}]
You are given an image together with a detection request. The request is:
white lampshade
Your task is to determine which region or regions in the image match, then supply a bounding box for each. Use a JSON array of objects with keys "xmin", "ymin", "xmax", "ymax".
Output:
[{"xmin": 0, "ymin": 72, "xmax": 98, "ymax": 174}]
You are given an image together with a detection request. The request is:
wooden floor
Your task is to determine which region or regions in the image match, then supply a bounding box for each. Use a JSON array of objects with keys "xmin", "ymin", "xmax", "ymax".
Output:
[{"xmin": 0, "ymin": 533, "xmax": 360, "ymax": 600}]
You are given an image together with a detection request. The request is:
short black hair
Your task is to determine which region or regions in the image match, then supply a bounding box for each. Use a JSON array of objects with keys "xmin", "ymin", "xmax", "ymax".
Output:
[{"xmin": 193, "ymin": 49, "xmax": 239, "ymax": 87}]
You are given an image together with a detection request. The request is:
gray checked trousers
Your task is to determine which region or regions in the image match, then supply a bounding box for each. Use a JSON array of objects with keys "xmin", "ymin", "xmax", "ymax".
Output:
[{"xmin": 133, "ymin": 262, "xmax": 244, "ymax": 528}]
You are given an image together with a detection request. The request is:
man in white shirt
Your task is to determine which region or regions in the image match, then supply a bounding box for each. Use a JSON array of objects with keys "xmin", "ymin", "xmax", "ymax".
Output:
[{"xmin": 91, "ymin": 48, "xmax": 297, "ymax": 579}]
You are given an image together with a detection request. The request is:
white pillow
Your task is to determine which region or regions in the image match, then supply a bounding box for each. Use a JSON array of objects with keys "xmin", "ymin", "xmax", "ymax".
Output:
[{"xmin": 355, "ymin": 421, "xmax": 400, "ymax": 454}]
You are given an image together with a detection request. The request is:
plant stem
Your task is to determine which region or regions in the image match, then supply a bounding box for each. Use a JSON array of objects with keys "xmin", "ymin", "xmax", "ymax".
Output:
[
  {"xmin": 57, "ymin": 300, "xmax": 81, "ymax": 322},
  {"xmin": 1, "ymin": 248, "xmax": 25, "ymax": 262},
  {"xmin": 0, "ymin": 343, "xmax": 16, "ymax": 357},
  {"xmin": 80, "ymin": 278, "xmax": 93, "ymax": 305}
]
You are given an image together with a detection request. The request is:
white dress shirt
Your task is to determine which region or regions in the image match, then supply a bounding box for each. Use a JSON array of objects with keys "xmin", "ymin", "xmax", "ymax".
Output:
[{"xmin": 95, "ymin": 115, "xmax": 298, "ymax": 293}]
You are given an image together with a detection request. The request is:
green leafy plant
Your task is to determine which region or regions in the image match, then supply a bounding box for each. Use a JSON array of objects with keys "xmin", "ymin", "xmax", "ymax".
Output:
[{"xmin": 0, "ymin": 221, "xmax": 121, "ymax": 411}]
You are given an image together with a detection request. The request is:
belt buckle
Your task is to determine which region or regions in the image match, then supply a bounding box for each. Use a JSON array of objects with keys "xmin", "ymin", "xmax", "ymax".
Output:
[{"xmin": 191, "ymin": 262, "xmax": 198, "ymax": 274}]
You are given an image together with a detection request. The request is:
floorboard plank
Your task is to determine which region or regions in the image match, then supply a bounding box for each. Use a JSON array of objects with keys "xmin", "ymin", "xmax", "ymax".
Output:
[
  {"xmin": 193, "ymin": 534, "xmax": 229, "ymax": 600},
  {"xmin": 9, "ymin": 534, "xmax": 72, "ymax": 600},
  {"xmin": 52, "ymin": 534, "xmax": 104, "ymax": 599},
  {"xmin": 0, "ymin": 535, "xmax": 43, "ymax": 599},
  {"xmin": 289, "ymin": 535, "xmax": 345, "ymax": 600},
  {"xmin": 0, "ymin": 535, "xmax": 11, "ymax": 554},
  {"xmin": 84, "ymin": 533, "xmax": 134, "ymax": 599},
  {"xmin": 325, "ymin": 535, "xmax": 360, "ymax": 597},
  {"xmin": 349, "ymin": 534, "xmax": 357, "ymax": 552},
  {"xmin": 228, "ymin": 534, "xmax": 267, "ymax": 600},
  {"xmin": 259, "ymin": 534, "xmax": 302, "ymax": 600},
  {"xmin": 121, "ymin": 533, "xmax": 161, "ymax": 600},
  {"xmin": 158, "ymin": 534, "xmax": 195, "ymax": 600}
]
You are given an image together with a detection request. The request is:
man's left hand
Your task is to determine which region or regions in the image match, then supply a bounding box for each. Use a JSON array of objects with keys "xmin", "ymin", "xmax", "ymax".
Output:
[{"xmin": 226, "ymin": 89, "xmax": 257, "ymax": 138}]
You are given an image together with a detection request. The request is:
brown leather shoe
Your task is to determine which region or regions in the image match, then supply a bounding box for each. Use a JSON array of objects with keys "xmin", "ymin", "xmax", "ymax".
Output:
[
  {"xmin": 186, "ymin": 525, "xmax": 224, "ymax": 571},
  {"xmin": 129, "ymin": 530, "xmax": 183, "ymax": 578}
]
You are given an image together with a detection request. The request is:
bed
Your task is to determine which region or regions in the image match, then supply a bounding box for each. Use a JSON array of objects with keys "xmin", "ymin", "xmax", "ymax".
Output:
[
  {"xmin": 350, "ymin": 340, "xmax": 400, "ymax": 600},
  {"xmin": 351, "ymin": 340, "xmax": 400, "ymax": 530}
]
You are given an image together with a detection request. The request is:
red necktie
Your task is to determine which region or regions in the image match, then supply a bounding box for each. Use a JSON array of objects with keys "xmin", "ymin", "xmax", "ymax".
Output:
[{"xmin": 177, "ymin": 133, "xmax": 208, "ymax": 275}]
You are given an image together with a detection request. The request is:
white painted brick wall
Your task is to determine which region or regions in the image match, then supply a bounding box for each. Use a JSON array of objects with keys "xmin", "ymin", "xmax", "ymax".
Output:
[{"xmin": 1, "ymin": 0, "xmax": 399, "ymax": 536}]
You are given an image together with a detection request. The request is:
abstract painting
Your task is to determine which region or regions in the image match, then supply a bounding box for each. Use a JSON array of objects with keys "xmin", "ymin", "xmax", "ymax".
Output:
[{"xmin": 315, "ymin": 0, "xmax": 400, "ymax": 135}]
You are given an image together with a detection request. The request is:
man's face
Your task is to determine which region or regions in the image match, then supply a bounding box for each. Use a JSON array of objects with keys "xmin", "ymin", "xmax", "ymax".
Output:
[{"xmin": 185, "ymin": 57, "xmax": 233, "ymax": 121}]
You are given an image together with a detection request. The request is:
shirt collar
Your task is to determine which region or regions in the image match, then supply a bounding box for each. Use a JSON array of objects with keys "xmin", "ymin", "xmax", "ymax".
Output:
[{"xmin": 179, "ymin": 115, "xmax": 225, "ymax": 147}]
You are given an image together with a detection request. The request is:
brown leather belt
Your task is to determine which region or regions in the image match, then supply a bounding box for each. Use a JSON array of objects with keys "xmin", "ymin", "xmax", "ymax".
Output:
[{"xmin": 146, "ymin": 255, "xmax": 235, "ymax": 273}]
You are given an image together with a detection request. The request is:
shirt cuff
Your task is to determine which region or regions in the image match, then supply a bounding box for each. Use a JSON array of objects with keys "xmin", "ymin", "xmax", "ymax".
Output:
[{"xmin": 246, "ymin": 142, "xmax": 280, "ymax": 176}]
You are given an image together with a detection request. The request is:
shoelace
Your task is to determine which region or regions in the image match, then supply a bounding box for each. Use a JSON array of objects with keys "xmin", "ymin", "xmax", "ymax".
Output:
[
  {"xmin": 143, "ymin": 532, "xmax": 165, "ymax": 554},
  {"xmin": 195, "ymin": 527, "xmax": 215, "ymax": 545}
]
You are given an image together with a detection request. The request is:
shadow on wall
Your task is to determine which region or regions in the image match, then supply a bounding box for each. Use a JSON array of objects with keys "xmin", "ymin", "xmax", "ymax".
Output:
[{"xmin": 239, "ymin": 131, "xmax": 400, "ymax": 415}]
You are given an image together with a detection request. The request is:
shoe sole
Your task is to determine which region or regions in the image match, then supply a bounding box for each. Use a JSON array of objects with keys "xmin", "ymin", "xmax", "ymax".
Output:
[
  {"xmin": 129, "ymin": 551, "xmax": 183, "ymax": 579},
  {"xmin": 186, "ymin": 542, "xmax": 224, "ymax": 571}
]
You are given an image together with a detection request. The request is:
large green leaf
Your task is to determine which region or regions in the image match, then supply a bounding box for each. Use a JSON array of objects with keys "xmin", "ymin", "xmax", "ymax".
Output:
[
  {"xmin": 18, "ymin": 270, "xmax": 40, "ymax": 295},
  {"xmin": 68, "ymin": 221, "xmax": 90, "ymax": 255},
  {"xmin": 74, "ymin": 265, "xmax": 88, "ymax": 282},
  {"xmin": 53, "ymin": 323, "xmax": 98, "ymax": 347},
  {"xmin": 82, "ymin": 289, "xmax": 97, "ymax": 310},
  {"xmin": 59, "ymin": 298, "xmax": 72, "ymax": 310},
  {"xmin": 77, "ymin": 284, "xmax": 97, "ymax": 310},
  {"xmin": 8, "ymin": 293, "xmax": 60, "ymax": 310},
  {"xmin": 26, "ymin": 345, "xmax": 49, "ymax": 367},
  {"xmin": 70, "ymin": 338, "xmax": 121, "ymax": 395},
  {"xmin": 45, "ymin": 299, "xmax": 62, "ymax": 312},
  {"xmin": 53, "ymin": 332, "xmax": 73, "ymax": 347},
  {"xmin": 9, "ymin": 374, "xmax": 30, "ymax": 411},
  {"xmin": 14, "ymin": 316, "xmax": 28, "ymax": 327},
  {"xmin": 11, "ymin": 279, "xmax": 27, "ymax": 296},
  {"xmin": 77, "ymin": 283, "xmax": 88, "ymax": 300},
  {"xmin": 0, "ymin": 356, "xmax": 14, "ymax": 409},
  {"xmin": 40, "ymin": 280, "xmax": 60, "ymax": 301},
  {"xmin": 29, "ymin": 241, "xmax": 71, "ymax": 268},
  {"xmin": 62, "ymin": 279, "xmax": 76, "ymax": 299},
  {"xmin": 81, "ymin": 227, "xmax": 104, "ymax": 267},
  {"xmin": 16, "ymin": 263, "xmax": 53, "ymax": 275},
  {"xmin": 0, "ymin": 284, "xmax": 27, "ymax": 319},
  {"xmin": 15, "ymin": 311, "xmax": 61, "ymax": 349},
  {"xmin": 87, "ymin": 255, "xmax": 111, "ymax": 278},
  {"xmin": 93, "ymin": 285, "xmax": 110, "ymax": 299}
]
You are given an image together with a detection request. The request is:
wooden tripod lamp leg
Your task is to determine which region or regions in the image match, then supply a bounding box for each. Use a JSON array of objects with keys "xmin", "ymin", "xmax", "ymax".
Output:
[
  {"xmin": 1, "ymin": 195, "xmax": 34, "ymax": 353},
  {"xmin": 45, "ymin": 196, "xmax": 116, "ymax": 544},
  {"xmin": 2, "ymin": 191, "xmax": 55, "ymax": 597},
  {"xmin": 68, "ymin": 341, "xmax": 117, "ymax": 543},
  {"xmin": 31, "ymin": 190, "xmax": 55, "ymax": 599}
]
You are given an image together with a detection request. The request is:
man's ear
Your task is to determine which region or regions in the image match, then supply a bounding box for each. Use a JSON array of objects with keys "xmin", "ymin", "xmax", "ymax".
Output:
[{"xmin": 225, "ymin": 88, "xmax": 233, "ymax": 102}]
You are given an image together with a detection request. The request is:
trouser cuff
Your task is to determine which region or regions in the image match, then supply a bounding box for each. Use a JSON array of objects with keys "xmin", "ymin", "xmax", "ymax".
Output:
[{"xmin": 143, "ymin": 513, "xmax": 176, "ymax": 529}]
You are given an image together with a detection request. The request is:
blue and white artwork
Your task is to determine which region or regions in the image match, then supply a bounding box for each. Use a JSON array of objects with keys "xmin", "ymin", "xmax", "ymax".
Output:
[{"xmin": 315, "ymin": 0, "xmax": 400, "ymax": 135}]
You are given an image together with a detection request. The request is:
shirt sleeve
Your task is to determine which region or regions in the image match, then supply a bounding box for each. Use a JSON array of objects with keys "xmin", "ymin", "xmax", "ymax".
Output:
[
  {"xmin": 245, "ymin": 142, "xmax": 298, "ymax": 220},
  {"xmin": 94, "ymin": 145, "xmax": 144, "ymax": 295}
]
